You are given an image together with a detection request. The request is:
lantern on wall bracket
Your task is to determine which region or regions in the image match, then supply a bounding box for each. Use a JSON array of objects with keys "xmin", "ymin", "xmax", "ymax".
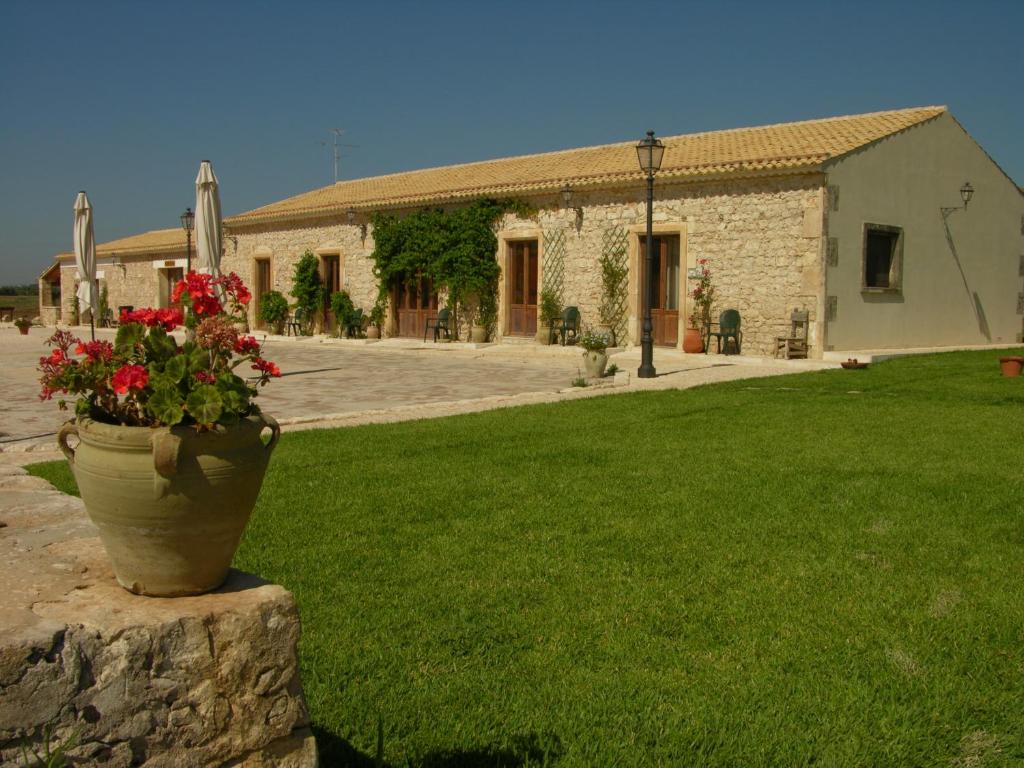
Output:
[
  {"xmin": 960, "ymin": 182, "xmax": 974, "ymax": 209},
  {"xmin": 561, "ymin": 183, "xmax": 584, "ymax": 234},
  {"xmin": 941, "ymin": 181, "xmax": 975, "ymax": 219},
  {"xmin": 347, "ymin": 207, "xmax": 368, "ymax": 243}
]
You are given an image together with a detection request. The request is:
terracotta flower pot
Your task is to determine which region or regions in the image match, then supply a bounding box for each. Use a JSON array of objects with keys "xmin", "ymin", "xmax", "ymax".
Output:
[
  {"xmin": 999, "ymin": 356, "xmax": 1024, "ymax": 377},
  {"xmin": 682, "ymin": 327, "xmax": 704, "ymax": 354},
  {"xmin": 470, "ymin": 324, "xmax": 488, "ymax": 343},
  {"xmin": 18, "ymin": 326, "xmax": 29, "ymax": 335},
  {"xmin": 57, "ymin": 413, "xmax": 280, "ymax": 596},
  {"xmin": 366, "ymin": 325, "xmax": 380, "ymax": 339}
]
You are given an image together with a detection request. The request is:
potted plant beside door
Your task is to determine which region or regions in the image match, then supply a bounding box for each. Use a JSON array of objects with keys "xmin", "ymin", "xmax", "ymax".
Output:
[
  {"xmin": 39, "ymin": 271, "xmax": 283, "ymax": 597},
  {"xmin": 537, "ymin": 288, "xmax": 562, "ymax": 346},
  {"xmin": 684, "ymin": 259, "xmax": 715, "ymax": 353}
]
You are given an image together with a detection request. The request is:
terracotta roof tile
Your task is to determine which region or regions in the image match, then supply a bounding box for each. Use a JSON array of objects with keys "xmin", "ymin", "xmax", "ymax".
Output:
[
  {"xmin": 57, "ymin": 228, "xmax": 187, "ymax": 260},
  {"xmin": 226, "ymin": 106, "xmax": 946, "ymax": 226}
]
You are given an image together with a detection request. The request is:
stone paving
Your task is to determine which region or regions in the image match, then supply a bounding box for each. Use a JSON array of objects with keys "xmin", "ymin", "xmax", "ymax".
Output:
[{"xmin": 0, "ymin": 326, "xmax": 837, "ymax": 454}]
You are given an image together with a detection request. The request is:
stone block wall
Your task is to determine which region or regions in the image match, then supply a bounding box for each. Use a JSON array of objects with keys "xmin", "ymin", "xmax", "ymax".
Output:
[
  {"xmin": 57, "ymin": 257, "xmax": 169, "ymax": 324},
  {"xmin": 224, "ymin": 174, "xmax": 824, "ymax": 355},
  {"xmin": 221, "ymin": 220, "xmax": 377, "ymax": 333}
]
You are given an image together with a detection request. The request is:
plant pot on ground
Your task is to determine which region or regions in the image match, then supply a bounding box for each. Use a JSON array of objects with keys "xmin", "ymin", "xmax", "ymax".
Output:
[
  {"xmin": 538, "ymin": 288, "xmax": 562, "ymax": 347},
  {"xmin": 578, "ymin": 327, "xmax": 610, "ymax": 378},
  {"xmin": 15, "ymin": 317, "xmax": 31, "ymax": 335},
  {"xmin": 39, "ymin": 270, "xmax": 283, "ymax": 596},
  {"xmin": 999, "ymin": 356, "xmax": 1024, "ymax": 377},
  {"xmin": 683, "ymin": 326, "xmax": 704, "ymax": 353},
  {"xmin": 470, "ymin": 324, "xmax": 488, "ymax": 343}
]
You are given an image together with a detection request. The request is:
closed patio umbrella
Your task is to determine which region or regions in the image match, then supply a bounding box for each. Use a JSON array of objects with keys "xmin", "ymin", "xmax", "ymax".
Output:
[
  {"xmin": 73, "ymin": 191, "xmax": 98, "ymax": 339},
  {"xmin": 194, "ymin": 160, "xmax": 222, "ymax": 278}
]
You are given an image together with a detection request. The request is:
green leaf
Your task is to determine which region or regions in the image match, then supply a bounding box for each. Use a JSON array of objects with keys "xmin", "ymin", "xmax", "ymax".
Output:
[
  {"xmin": 216, "ymin": 372, "xmax": 250, "ymax": 415},
  {"xmin": 164, "ymin": 354, "xmax": 188, "ymax": 383},
  {"xmin": 217, "ymin": 409, "xmax": 239, "ymax": 427},
  {"xmin": 146, "ymin": 387, "xmax": 185, "ymax": 426},
  {"xmin": 114, "ymin": 323, "xmax": 145, "ymax": 353},
  {"xmin": 143, "ymin": 326, "xmax": 177, "ymax": 362},
  {"xmin": 188, "ymin": 346, "xmax": 210, "ymax": 375},
  {"xmin": 185, "ymin": 385, "xmax": 223, "ymax": 426}
]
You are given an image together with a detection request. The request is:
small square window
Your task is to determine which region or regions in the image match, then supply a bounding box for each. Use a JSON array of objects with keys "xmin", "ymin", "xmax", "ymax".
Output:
[{"xmin": 862, "ymin": 223, "xmax": 903, "ymax": 293}]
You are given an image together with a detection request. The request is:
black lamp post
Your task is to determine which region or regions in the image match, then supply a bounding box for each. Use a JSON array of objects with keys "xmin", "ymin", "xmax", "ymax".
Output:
[
  {"xmin": 180, "ymin": 207, "xmax": 195, "ymax": 273},
  {"xmin": 636, "ymin": 130, "xmax": 665, "ymax": 379},
  {"xmin": 960, "ymin": 182, "xmax": 974, "ymax": 209}
]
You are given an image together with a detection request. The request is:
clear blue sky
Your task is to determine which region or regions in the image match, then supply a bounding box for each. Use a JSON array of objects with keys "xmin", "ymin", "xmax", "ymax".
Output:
[{"xmin": 1, "ymin": 0, "xmax": 1021, "ymax": 284}]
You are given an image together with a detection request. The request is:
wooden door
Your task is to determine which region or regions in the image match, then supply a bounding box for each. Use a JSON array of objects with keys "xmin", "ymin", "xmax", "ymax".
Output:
[
  {"xmin": 640, "ymin": 236, "xmax": 680, "ymax": 347},
  {"xmin": 320, "ymin": 254, "xmax": 341, "ymax": 331},
  {"xmin": 160, "ymin": 267, "xmax": 184, "ymax": 309},
  {"xmin": 254, "ymin": 260, "xmax": 271, "ymax": 328},
  {"xmin": 393, "ymin": 276, "xmax": 438, "ymax": 337},
  {"xmin": 507, "ymin": 240, "xmax": 538, "ymax": 335}
]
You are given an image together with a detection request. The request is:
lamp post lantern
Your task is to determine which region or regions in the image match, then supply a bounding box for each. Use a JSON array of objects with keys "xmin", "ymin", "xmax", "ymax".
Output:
[
  {"xmin": 180, "ymin": 207, "xmax": 195, "ymax": 273},
  {"xmin": 636, "ymin": 130, "xmax": 665, "ymax": 379}
]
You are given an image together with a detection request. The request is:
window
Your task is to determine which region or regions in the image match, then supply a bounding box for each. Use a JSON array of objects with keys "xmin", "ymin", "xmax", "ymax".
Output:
[{"xmin": 862, "ymin": 223, "xmax": 903, "ymax": 293}]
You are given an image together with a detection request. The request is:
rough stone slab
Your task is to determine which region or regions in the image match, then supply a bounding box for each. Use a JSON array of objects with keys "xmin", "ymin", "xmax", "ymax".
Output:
[{"xmin": 0, "ymin": 476, "xmax": 317, "ymax": 767}]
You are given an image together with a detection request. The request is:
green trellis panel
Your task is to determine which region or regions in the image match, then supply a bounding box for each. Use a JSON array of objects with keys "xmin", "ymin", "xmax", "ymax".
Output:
[
  {"xmin": 601, "ymin": 226, "xmax": 630, "ymax": 344},
  {"xmin": 542, "ymin": 229, "xmax": 567, "ymax": 298}
]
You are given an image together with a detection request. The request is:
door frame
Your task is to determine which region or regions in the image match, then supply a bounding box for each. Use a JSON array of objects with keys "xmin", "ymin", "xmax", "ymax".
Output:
[
  {"xmin": 497, "ymin": 228, "xmax": 543, "ymax": 339},
  {"xmin": 628, "ymin": 222, "xmax": 688, "ymax": 348},
  {"xmin": 252, "ymin": 255, "xmax": 273, "ymax": 329}
]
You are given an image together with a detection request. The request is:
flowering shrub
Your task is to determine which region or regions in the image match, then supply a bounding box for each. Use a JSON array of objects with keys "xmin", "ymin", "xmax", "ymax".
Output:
[
  {"xmin": 577, "ymin": 327, "xmax": 610, "ymax": 353},
  {"xmin": 38, "ymin": 272, "xmax": 279, "ymax": 430},
  {"xmin": 689, "ymin": 258, "xmax": 715, "ymax": 329}
]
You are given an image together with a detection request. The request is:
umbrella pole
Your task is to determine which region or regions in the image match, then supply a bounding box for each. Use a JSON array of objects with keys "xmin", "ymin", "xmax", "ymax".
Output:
[{"xmin": 90, "ymin": 316, "xmax": 95, "ymax": 341}]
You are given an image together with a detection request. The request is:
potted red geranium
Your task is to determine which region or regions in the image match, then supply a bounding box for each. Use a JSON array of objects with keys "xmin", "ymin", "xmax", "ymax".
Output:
[
  {"xmin": 685, "ymin": 259, "xmax": 714, "ymax": 354},
  {"xmin": 39, "ymin": 271, "xmax": 282, "ymax": 597}
]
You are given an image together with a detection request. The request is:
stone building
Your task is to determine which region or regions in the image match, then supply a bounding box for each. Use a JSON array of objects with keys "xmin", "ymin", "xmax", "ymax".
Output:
[
  {"xmin": 43, "ymin": 229, "xmax": 192, "ymax": 325},
  {"xmin": 45, "ymin": 107, "xmax": 1024, "ymax": 357}
]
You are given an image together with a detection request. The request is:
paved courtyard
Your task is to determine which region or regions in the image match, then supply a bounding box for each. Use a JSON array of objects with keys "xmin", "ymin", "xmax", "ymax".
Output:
[{"xmin": 0, "ymin": 327, "xmax": 835, "ymax": 451}]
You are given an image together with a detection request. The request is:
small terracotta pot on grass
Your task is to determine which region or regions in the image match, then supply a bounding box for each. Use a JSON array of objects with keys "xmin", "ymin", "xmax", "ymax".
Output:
[{"xmin": 998, "ymin": 356, "xmax": 1024, "ymax": 377}]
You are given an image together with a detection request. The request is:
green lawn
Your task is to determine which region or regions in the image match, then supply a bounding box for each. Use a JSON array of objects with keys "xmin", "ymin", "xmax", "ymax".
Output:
[{"xmin": 29, "ymin": 351, "xmax": 1024, "ymax": 766}]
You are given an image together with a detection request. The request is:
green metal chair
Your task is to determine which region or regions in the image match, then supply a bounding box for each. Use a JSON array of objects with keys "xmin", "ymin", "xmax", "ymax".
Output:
[
  {"xmin": 286, "ymin": 307, "xmax": 306, "ymax": 336},
  {"xmin": 424, "ymin": 307, "xmax": 451, "ymax": 342},
  {"xmin": 345, "ymin": 308, "xmax": 364, "ymax": 338},
  {"xmin": 553, "ymin": 306, "xmax": 581, "ymax": 346},
  {"xmin": 707, "ymin": 309, "xmax": 742, "ymax": 354}
]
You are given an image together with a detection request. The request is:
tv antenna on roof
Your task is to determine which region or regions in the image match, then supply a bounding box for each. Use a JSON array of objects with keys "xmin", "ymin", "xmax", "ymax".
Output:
[{"xmin": 319, "ymin": 128, "xmax": 359, "ymax": 183}]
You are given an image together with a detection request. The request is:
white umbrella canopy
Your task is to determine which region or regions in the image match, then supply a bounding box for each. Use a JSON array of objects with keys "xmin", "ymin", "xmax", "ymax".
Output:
[
  {"xmin": 194, "ymin": 160, "xmax": 222, "ymax": 278},
  {"xmin": 73, "ymin": 191, "xmax": 98, "ymax": 324}
]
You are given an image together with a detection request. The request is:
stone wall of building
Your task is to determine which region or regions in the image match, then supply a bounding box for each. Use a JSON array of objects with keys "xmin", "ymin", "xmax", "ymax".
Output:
[
  {"xmin": 57, "ymin": 255, "xmax": 182, "ymax": 325},
  {"xmin": 225, "ymin": 174, "xmax": 825, "ymax": 355},
  {"xmin": 222, "ymin": 221, "xmax": 377, "ymax": 333}
]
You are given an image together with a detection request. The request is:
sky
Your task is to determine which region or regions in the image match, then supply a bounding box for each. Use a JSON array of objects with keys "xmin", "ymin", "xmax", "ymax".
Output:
[{"xmin": 1, "ymin": 0, "xmax": 1021, "ymax": 284}]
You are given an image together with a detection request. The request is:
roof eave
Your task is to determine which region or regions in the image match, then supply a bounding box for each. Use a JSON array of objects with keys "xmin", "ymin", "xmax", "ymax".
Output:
[{"xmin": 224, "ymin": 163, "xmax": 825, "ymax": 230}]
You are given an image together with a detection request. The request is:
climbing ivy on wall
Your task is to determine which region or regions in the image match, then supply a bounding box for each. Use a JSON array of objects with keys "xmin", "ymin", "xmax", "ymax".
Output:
[{"xmin": 369, "ymin": 199, "xmax": 533, "ymax": 322}]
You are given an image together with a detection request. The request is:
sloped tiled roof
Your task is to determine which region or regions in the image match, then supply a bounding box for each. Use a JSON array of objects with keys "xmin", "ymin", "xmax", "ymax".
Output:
[
  {"xmin": 57, "ymin": 228, "xmax": 187, "ymax": 260},
  {"xmin": 226, "ymin": 106, "xmax": 947, "ymax": 227}
]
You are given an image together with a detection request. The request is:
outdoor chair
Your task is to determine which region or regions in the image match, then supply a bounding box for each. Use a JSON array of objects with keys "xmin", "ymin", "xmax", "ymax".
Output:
[
  {"xmin": 286, "ymin": 308, "xmax": 306, "ymax": 336},
  {"xmin": 345, "ymin": 308, "xmax": 364, "ymax": 338},
  {"xmin": 707, "ymin": 309, "xmax": 742, "ymax": 354},
  {"xmin": 552, "ymin": 306, "xmax": 581, "ymax": 346},
  {"xmin": 102, "ymin": 308, "xmax": 117, "ymax": 328},
  {"xmin": 424, "ymin": 308, "xmax": 451, "ymax": 342},
  {"xmin": 775, "ymin": 309, "xmax": 809, "ymax": 359}
]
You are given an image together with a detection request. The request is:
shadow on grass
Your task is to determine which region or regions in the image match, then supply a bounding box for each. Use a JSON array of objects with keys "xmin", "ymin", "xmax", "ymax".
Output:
[{"xmin": 313, "ymin": 725, "xmax": 563, "ymax": 767}]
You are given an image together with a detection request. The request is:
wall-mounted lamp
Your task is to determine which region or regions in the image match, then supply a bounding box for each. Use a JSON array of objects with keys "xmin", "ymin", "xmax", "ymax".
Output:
[
  {"xmin": 221, "ymin": 227, "xmax": 238, "ymax": 251},
  {"xmin": 960, "ymin": 182, "xmax": 974, "ymax": 209},
  {"xmin": 942, "ymin": 181, "xmax": 975, "ymax": 219},
  {"xmin": 347, "ymin": 207, "xmax": 368, "ymax": 243},
  {"xmin": 561, "ymin": 183, "xmax": 583, "ymax": 233}
]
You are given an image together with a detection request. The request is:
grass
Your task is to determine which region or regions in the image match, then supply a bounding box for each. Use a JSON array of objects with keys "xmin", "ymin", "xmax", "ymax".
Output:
[{"xmin": 29, "ymin": 350, "xmax": 1024, "ymax": 766}]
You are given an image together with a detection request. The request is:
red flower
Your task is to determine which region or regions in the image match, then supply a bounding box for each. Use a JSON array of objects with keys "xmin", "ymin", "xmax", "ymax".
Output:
[
  {"xmin": 233, "ymin": 335, "xmax": 261, "ymax": 355},
  {"xmin": 112, "ymin": 364, "xmax": 149, "ymax": 395},
  {"xmin": 251, "ymin": 358, "xmax": 281, "ymax": 377},
  {"xmin": 194, "ymin": 370, "xmax": 216, "ymax": 384},
  {"xmin": 75, "ymin": 340, "xmax": 114, "ymax": 363},
  {"xmin": 46, "ymin": 348, "xmax": 65, "ymax": 365}
]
